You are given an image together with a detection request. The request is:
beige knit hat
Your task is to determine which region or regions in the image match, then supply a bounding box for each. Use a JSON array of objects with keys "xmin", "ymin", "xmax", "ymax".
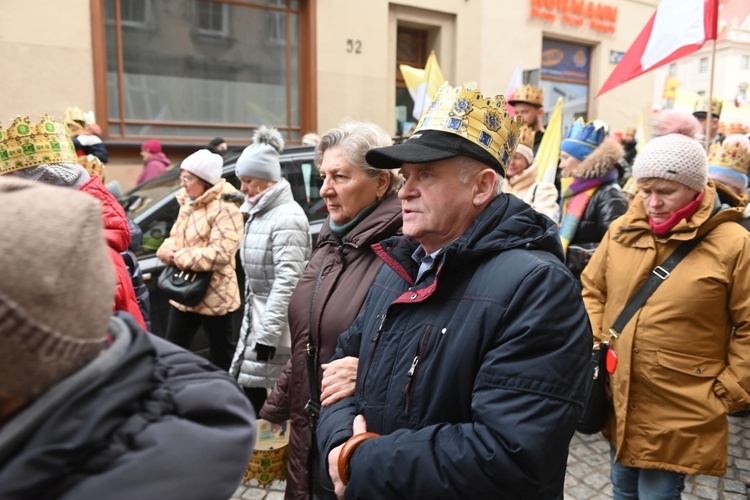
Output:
[
  {"xmin": 632, "ymin": 133, "xmax": 708, "ymax": 192},
  {"xmin": 0, "ymin": 177, "xmax": 115, "ymax": 400}
]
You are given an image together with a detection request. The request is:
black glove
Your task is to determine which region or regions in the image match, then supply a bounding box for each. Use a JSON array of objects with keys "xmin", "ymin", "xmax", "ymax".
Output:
[{"xmin": 254, "ymin": 343, "xmax": 276, "ymax": 362}]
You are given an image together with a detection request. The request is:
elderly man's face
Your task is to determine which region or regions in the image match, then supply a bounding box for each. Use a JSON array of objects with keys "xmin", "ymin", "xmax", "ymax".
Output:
[{"xmin": 398, "ymin": 159, "xmax": 492, "ymax": 253}]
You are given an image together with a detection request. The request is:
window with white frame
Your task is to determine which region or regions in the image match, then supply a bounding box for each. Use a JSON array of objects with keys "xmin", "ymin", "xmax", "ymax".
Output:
[
  {"xmin": 197, "ymin": 1, "xmax": 229, "ymax": 37},
  {"xmin": 699, "ymin": 57, "xmax": 708, "ymax": 73}
]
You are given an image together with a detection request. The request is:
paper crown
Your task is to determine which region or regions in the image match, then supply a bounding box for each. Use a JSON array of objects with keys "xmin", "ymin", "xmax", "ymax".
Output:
[
  {"xmin": 508, "ymin": 83, "xmax": 543, "ymax": 107},
  {"xmin": 693, "ymin": 97, "xmax": 723, "ymax": 118},
  {"xmin": 518, "ymin": 123, "xmax": 536, "ymax": 149},
  {"xmin": 708, "ymin": 140, "xmax": 750, "ymax": 174},
  {"xmin": 415, "ymin": 81, "xmax": 522, "ymax": 173},
  {"xmin": 0, "ymin": 115, "xmax": 78, "ymax": 175},
  {"xmin": 564, "ymin": 118, "xmax": 609, "ymax": 147},
  {"xmin": 78, "ymin": 154, "xmax": 105, "ymax": 180}
]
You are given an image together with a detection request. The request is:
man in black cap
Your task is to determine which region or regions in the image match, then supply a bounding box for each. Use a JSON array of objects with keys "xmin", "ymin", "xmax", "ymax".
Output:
[
  {"xmin": 316, "ymin": 81, "xmax": 591, "ymax": 499},
  {"xmin": 693, "ymin": 97, "xmax": 724, "ymax": 145}
]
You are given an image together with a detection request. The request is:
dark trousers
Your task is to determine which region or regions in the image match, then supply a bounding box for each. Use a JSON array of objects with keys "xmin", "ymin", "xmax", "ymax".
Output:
[
  {"xmin": 165, "ymin": 306, "xmax": 235, "ymax": 371},
  {"xmin": 243, "ymin": 387, "xmax": 268, "ymax": 416}
]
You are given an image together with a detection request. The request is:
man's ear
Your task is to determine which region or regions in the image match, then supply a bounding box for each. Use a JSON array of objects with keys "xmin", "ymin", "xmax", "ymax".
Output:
[{"xmin": 472, "ymin": 169, "xmax": 498, "ymax": 206}]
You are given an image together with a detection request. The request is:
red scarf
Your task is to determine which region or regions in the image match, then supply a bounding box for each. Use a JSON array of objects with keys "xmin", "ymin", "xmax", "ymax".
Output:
[{"xmin": 648, "ymin": 191, "xmax": 704, "ymax": 236}]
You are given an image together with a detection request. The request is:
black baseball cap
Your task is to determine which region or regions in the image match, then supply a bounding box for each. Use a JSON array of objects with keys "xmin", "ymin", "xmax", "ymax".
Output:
[{"xmin": 365, "ymin": 130, "xmax": 504, "ymax": 176}]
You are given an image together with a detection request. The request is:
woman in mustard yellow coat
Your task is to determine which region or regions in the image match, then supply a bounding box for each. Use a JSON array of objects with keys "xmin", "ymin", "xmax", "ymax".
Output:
[{"xmin": 581, "ymin": 133, "xmax": 750, "ymax": 499}]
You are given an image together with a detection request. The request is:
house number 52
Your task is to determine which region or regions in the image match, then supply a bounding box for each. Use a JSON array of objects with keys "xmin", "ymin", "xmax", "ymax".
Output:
[{"xmin": 346, "ymin": 39, "xmax": 362, "ymax": 54}]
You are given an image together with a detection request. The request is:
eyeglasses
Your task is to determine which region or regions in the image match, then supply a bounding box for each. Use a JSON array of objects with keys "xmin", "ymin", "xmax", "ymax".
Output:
[{"xmin": 180, "ymin": 176, "xmax": 197, "ymax": 184}]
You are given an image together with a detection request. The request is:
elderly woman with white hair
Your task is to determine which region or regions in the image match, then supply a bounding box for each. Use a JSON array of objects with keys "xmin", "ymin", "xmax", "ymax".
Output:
[
  {"xmin": 502, "ymin": 128, "xmax": 559, "ymax": 221},
  {"xmin": 581, "ymin": 133, "xmax": 750, "ymax": 499},
  {"xmin": 260, "ymin": 121, "xmax": 402, "ymax": 500}
]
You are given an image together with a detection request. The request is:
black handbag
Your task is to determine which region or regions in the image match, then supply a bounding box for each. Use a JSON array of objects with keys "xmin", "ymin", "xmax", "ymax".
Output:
[
  {"xmin": 156, "ymin": 265, "xmax": 212, "ymax": 307},
  {"xmin": 576, "ymin": 229, "xmax": 713, "ymax": 434}
]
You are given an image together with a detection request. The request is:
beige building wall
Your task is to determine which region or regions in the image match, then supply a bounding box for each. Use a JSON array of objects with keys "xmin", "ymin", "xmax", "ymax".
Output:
[
  {"xmin": 0, "ymin": 0, "xmax": 96, "ymax": 121},
  {"xmin": 315, "ymin": 0, "xmax": 658, "ymax": 137}
]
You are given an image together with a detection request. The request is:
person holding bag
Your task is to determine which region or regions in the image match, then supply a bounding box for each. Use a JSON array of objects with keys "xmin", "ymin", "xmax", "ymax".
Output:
[
  {"xmin": 581, "ymin": 132, "xmax": 750, "ymax": 499},
  {"xmin": 157, "ymin": 149, "xmax": 244, "ymax": 371},
  {"xmin": 229, "ymin": 126, "xmax": 312, "ymax": 414}
]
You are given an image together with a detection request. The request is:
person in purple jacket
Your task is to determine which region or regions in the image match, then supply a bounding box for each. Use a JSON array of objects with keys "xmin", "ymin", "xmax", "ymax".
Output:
[{"xmin": 136, "ymin": 138, "xmax": 171, "ymax": 185}]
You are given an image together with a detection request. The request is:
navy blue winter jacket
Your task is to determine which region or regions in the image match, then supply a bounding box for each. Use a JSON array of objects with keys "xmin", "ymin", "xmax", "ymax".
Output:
[{"xmin": 317, "ymin": 194, "xmax": 592, "ymax": 499}]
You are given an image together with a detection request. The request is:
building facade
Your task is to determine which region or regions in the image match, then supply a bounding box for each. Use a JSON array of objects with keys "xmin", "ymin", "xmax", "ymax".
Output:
[{"xmin": 1, "ymin": 0, "xmax": 657, "ymax": 190}]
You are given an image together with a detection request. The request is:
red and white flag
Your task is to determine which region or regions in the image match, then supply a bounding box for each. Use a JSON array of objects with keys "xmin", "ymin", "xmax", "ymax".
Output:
[{"xmin": 597, "ymin": 0, "xmax": 719, "ymax": 97}]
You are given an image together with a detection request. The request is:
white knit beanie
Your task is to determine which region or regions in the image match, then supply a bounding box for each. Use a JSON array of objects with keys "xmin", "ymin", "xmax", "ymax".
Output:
[
  {"xmin": 0, "ymin": 177, "xmax": 114, "ymax": 400},
  {"xmin": 181, "ymin": 149, "xmax": 223, "ymax": 186},
  {"xmin": 514, "ymin": 144, "xmax": 534, "ymax": 167},
  {"xmin": 632, "ymin": 133, "xmax": 707, "ymax": 192}
]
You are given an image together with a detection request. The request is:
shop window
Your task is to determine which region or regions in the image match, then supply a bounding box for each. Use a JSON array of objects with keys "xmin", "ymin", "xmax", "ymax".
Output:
[{"xmin": 96, "ymin": 0, "xmax": 310, "ymax": 142}]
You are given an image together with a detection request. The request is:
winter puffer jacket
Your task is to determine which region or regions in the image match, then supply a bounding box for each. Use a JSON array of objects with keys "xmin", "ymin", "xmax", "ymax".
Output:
[
  {"xmin": 230, "ymin": 179, "xmax": 312, "ymax": 389},
  {"xmin": 317, "ymin": 194, "xmax": 592, "ymax": 499},
  {"xmin": 565, "ymin": 139, "xmax": 628, "ymax": 246},
  {"xmin": 156, "ymin": 179, "xmax": 244, "ymax": 316},
  {"xmin": 79, "ymin": 175, "xmax": 146, "ymax": 328},
  {"xmin": 582, "ymin": 181, "xmax": 750, "ymax": 477},
  {"xmin": 0, "ymin": 314, "xmax": 256, "ymax": 500},
  {"xmin": 260, "ymin": 194, "xmax": 402, "ymax": 500}
]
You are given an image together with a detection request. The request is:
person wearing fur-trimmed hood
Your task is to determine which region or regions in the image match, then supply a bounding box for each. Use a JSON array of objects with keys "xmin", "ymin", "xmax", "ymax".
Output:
[
  {"xmin": 558, "ymin": 119, "xmax": 628, "ymax": 278},
  {"xmin": 229, "ymin": 126, "xmax": 312, "ymax": 415}
]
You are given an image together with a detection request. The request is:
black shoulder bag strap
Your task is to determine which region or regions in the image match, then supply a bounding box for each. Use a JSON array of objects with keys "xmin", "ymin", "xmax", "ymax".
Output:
[{"xmin": 607, "ymin": 228, "xmax": 713, "ymax": 340}]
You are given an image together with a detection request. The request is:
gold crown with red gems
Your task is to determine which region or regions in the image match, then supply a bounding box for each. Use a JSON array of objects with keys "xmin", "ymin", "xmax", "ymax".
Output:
[
  {"xmin": 518, "ymin": 123, "xmax": 536, "ymax": 149},
  {"xmin": 708, "ymin": 140, "xmax": 750, "ymax": 174},
  {"xmin": 415, "ymin": 81, "xmax": 523, "ymax": 173},
  {"xmin": 0, "ymin": 115, "xmax": 78, "ymax": 175},
  {"xmin": 508, "ymin": 83, "xmax": 543, "ymax": 107}
]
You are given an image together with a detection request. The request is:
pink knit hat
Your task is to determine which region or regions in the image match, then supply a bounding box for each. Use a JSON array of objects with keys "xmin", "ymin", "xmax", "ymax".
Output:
[{"xmin": 141, "ymin": 139, "xmax": 162, "ymax": 154}]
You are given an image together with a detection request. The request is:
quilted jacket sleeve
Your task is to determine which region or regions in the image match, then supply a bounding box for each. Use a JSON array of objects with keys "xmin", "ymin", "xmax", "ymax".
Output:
[{"xmin": 173, "ymin": 202, "xmax": 243, "ymax": 272}]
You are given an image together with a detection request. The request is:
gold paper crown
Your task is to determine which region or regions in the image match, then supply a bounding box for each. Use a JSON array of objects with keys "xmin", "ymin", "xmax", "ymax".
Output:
[
  {"xmin": 415, "ymin": 81, "xmax": 522, "ymax": 173},
  {"xmin": 693, "ymin": 97, "xmax": 723, "ymax": 118},
  {"xmin": 78, "ymin": 154, "xmax": 105, "ymax": 180},
  {"xmin": 508, "ymin": 83, "xmax": 543, "ymax": 107},
  {"xmin": 0, "ymin": 115, "xmax": 78, "ymax": 175},
  {"xmin": 708, "ymin": 141, "xmax": 750, "ymax": 175},
  {"xmin": 64, "ymin": 106, "xmax": 86, "ymax": 127},
  {"xmin": 518, "ymin": 123, "xmax": 536, "ymax": 149}
]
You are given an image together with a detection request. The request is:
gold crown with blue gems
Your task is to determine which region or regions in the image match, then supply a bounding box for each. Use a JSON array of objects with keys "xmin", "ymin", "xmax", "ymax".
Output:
[
  {"xmin": 0, "ymin": 115, "xmax": 78, "ymax": 175},
  {"xmin": 415, "ymin": 81, "xmax": 522, "ymax": 173}
]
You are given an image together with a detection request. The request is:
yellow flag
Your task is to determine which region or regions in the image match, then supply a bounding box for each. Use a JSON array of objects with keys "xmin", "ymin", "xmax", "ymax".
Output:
[
  {"xmin": 662, "ymin": 77, "xmax": 680, "ymax": 99},
  {"xmin": 537, "ymin": 97, "xmax": 564, "ymax": 184},
  {"xmin": 399, "ymin": 53, "xmax": 445, "ymax": 119}
]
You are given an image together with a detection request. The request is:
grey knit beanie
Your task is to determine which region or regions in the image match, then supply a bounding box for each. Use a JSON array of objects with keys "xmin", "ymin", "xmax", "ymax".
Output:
[
  {"xmin": 0, "ymin": 177, "xmax": 115, "ymax": 400},
  {"xmin": 12, "ymin": 162, "xmax": 90, "ymax": 188},
  {"xmin": 181, "ymin": 149, "xmax": 223, "ymax": 186},
  {"xmin": 235, "ymin": 126, "xmax": 285, "ymax": 182},
  {"xmin": 632, "ymin": 133, "xmax": 708, "ymax": 192}
]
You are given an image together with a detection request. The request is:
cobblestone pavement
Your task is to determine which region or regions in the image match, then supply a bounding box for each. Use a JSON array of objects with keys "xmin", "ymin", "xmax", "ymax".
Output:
[{"xmin": 232, "ymin": 416, "xmax": 750, "ymax": 500}]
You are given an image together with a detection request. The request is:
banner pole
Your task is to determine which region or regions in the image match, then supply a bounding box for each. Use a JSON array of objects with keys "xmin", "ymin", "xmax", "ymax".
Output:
[{"xmin": 705, "ymin": 39, "xmax": 717, "ymax": 150}]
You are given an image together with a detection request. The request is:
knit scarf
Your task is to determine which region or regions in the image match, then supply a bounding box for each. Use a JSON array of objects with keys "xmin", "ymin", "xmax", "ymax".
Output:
[{"xmin": 558, "ymin": 169, "xmax": 618, "ymax": 253}]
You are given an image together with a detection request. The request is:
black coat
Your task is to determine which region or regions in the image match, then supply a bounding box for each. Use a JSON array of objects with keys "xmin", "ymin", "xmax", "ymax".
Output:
[
  {"xmin": 317, "ymin": 194, "xmax": 592, "ymax": 499},
  {"xmin": 571, "ymin": 181, "xmax": 628, "ymax": 246},
  {"xmin": 0, "ymin": 315, "xmax": 256, "ymax": 500}
]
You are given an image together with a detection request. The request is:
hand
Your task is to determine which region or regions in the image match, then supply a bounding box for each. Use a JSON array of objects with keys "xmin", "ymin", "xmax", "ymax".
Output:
[
  {"xmin": 254, "ymin": 343, "xmax": 276, "ymax": 362},
  {"xmin": 328, "ymin": 415, "xmax": 368, "ymax": 499},
  {"xmin": 320, "ymin": 356, "xmax": 358, "ymax": 407},
  {"xmin": 159, "ymin": 248, "xmax": 176, "ymax": 265}
]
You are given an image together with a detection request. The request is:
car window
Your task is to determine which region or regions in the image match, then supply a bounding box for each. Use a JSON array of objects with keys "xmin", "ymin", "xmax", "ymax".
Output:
[
  {"xmin": 283, "ymin": 159, "xmax": 327, "ymax": 221},
  {"xmin": 121, "ymin": 174, "xmax": 181, "ymax": 219}
]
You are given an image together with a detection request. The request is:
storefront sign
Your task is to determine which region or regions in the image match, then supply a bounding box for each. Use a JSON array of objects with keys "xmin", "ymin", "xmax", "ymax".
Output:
[
  {"xmin": 530, "ymin": 0, "xmax": 618, "ymax": 34},
  {"xmin": 541, "ymin": 39, "xmax": 591, "ymax": 84}
]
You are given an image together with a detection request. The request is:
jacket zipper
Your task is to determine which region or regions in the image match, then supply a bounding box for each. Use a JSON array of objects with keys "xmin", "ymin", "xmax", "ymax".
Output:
[
  {"xmin": 359, "ymin": 313, "xmax": 387, "ymax": 397},
  {"xmin": 403, "ymin": 325, "xmax": 432, "ymax": 413}
]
